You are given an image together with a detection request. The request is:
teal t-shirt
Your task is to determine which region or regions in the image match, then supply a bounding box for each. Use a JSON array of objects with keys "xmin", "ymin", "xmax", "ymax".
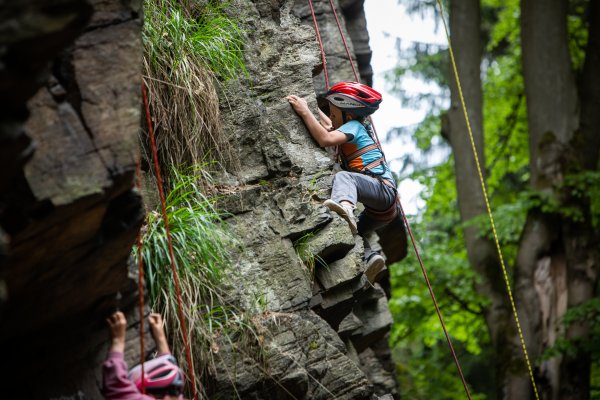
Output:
[{"xmin": 338, "ymin": 120, "xmax": 395, "ymax": 185}]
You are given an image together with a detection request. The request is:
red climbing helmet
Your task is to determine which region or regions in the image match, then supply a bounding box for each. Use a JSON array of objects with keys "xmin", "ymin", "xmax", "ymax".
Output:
[
  {"xmin": 325, "ymin": 81, "xmax": 382, "ymax": 117},
  {"xmin": 128, "ymin": 354, "xmax": 185, "ymax": 395}
]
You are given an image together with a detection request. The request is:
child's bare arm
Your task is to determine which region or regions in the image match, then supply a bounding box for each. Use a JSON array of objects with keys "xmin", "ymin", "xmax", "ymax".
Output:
[
  {"xmin": 149, "ymin": 313, "xmax": 170, "ymax": 354},
  {"xmin": 318, "ymin": 109, "xmax": 333, "ymax": 131},
  {"xmin": 106, "ymin": 311, "xmax": 127, "ymax": 353},
  {"xmin": 286, "ymin": 95, "xmax": 346, "ymax": 147}
]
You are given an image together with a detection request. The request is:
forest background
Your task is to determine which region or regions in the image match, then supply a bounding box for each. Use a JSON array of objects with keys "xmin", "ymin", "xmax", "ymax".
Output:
[{"xmin": 384, "ymin": 0, "xmax": 600, "ymax": 399}]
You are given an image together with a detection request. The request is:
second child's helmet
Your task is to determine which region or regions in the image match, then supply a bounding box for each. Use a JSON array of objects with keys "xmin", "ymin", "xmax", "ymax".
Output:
[
  {"xmin": 325, "ymin": 81, "xmax": 382, "ymax": 117},
  {"xmin": 128, "ymin": 354, "xmax": 185, "ymax": 393}
]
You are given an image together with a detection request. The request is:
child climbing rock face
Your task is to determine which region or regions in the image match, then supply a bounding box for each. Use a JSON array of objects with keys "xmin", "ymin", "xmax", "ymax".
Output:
[
  {"xmin": 286, "ymin": 81, "xmax": 398, "ymax": 284},
  {"xmin": 103, "ymin": 311, "xmax": 187, "ymax": 400}
]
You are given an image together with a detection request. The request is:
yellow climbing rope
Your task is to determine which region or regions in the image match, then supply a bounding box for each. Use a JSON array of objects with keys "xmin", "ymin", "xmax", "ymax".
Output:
[{"xmin": 434, "ymin": 1, "xmax": 541, "ymax": 399}]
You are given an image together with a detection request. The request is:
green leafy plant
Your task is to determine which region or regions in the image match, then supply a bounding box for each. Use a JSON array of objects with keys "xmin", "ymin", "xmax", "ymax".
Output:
[
  {"xmin": 137, "ymin": 167, "xmax": 262, "ymax": 396},
  {"xmin": 543, "ymin": 297, "xmax": 600, "ymax": 359},
  {"xmin": 294, "ymin": 232, "xmax": 327, "ymax": 280},
  {"xmin": 142, "ymin": 0, "xmax": 247, "ymax": 180},
  {"xmin": 141, "ymin": 168, "xmax": 232, "ymax": 304}
]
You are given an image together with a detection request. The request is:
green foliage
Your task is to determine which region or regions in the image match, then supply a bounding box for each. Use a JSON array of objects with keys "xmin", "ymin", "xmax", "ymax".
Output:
[
  {"xmin": 413, "ymin": 113, "xmax": 445, "ymax": 153},
  {"xmin": 543, "ymin": 297, "xmax": 600, "ymax": 359},
  {"xmin": 593, "ymin": 361, "xmax": 600, "ymax": 400},
  {"xmin": 385, "ymin": 44, "xmax": 450, "ymax": 114},
  {"xmin": 482, "ymin": 0, "xmax": 530, "ymax": 219},
  {"xmin": 390, "ymin": 114, "xmax": 450, "ymax": 180},
  {"xmin": 389, "ymin": 210, "xmax": 493, "ymax": 399},
  {"xmin": 472, "ymin": 171, "xmax": 600, "ymax": 243},
  {"xmin": 387, "ymin": 1, "xmax": 522, "ymax": 397},
  {"xmin": 567, "ymin": 0, "xmax": 589, "ymax": 71},
  {"xmin": 394, "ymin": 339, "xmax": 492, "ymax": 400},
  {"xmin": 564, "ymin": 171, "xmax": 600, "ymax": 227},
  {"xmin": 294, "ymin": 232, "xmax": 326, "ymax": 280},
  {"xmin": 389, "ymin": 0, "xmax": 598, "ymax": 397},
  {"xmin": 137, "ymin": 167, "xmax": 264, "ymax": 394},
  {"xmin": 391, "ymin": 159, "xmax": 492, "ymax": 399},
  {"xmin": 140, "ymin": 167, "xmax": 233, "ymax": 305},
  {"xmin": 144, "ymin": 0, "xmax": 247, "ymax": 81},
  {"xmin": 484, "ymin": 0, "xmax": 520, "ymax": 55},
  {"xmin": 142, "ymin": 0, "xmax": 246, "ymax": 181},
  {"xmin": 388, "ymin": 46, "xmax": 450, "ymax": 93}
]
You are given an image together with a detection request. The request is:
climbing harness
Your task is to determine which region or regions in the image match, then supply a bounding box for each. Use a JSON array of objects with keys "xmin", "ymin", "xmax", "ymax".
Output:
[
  {"xmin": 338, "ymin": 131, "xmax": 398, "ymax": 221},
  {"xmin": 142, "ymin": 82, "xmax": 198, "ymax": 400},
  {"xmin": 308, "ymin": 1, "xmax": 473, "ymax": 398},
  {"xmin": 435, "ymin": 0, "xmax": 540, "ymax": 398},
  {"xmin": 342, "ymin": 142, "xmax": 380, "ymax": 170}
]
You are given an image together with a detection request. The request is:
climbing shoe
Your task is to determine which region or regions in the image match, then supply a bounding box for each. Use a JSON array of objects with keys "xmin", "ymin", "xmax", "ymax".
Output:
[
  {"xmin": 324, "ymin": 199, "xmax": 358, "ymax": 235},
  {"xmin": 365, "ymin": 254, "xmax": 385, "ymax": 284}
]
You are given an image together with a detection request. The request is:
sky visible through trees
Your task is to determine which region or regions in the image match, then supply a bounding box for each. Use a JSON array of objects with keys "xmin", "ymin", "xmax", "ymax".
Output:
[{"xmin": 364, "ymin": 0, "xmax": 447, "ymax": 214}]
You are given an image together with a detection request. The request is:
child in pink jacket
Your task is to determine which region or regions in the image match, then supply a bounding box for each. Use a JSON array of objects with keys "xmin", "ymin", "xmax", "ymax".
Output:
[{"xmin": 103, "ymin": 311, "xmax": 186, "ymax": 400}]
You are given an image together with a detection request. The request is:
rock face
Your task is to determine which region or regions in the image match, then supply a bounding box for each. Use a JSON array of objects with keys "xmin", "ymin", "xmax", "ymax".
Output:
[
  {"xmin": 208, "ymin": 0, "xmax": 406, "ymax": 398},
  {"xmin": 0, "ymin": 0, "xmax": 405, "ymax": 398},
  {"xmin": 0, "ymin": 0, "xmax": 145, "ymax": 398}
]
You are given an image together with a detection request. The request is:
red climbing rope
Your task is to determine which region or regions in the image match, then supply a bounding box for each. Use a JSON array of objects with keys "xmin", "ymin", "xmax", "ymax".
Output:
[
  {"xmin": 308, "ymin": 0, "xmax": 330, "ymax": 89},
  {"xmin": 398, "ymin": 200, "xmax": 473, "ymax": 399},
  {"xmin": 327, "ymin": 0, "xmax": 359, "ymax": 81},
  {"xmin": 135, "ymin": 158, "xmax": 146, "ymax": 394},
  {"xmin": 141, "ymin": 82, "xmax": 198, "ymax": 400}
]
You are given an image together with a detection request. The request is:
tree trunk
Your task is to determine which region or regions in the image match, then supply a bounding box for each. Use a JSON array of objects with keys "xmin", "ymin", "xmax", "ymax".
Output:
[
  {"xmin": 520, "ymin": 0, "xmax": 599, "ymax": 399},
  {"xmin": 445, "ymin": 1, "xmax": 513, "ymax": 397},
  {"xmin": 577, "ymin": 0, "xmax": 600, "ymax": 171},
  {"xmin": 558, "ymin": 2, "xmax": 600, "ymax": 398},
  {"xmin": 519, "ymin": 0, "xmax": 575, "ymax": 397},
  {"xmin": 520, "ymin": 0, "xmax": 578, "ymax": 189}
]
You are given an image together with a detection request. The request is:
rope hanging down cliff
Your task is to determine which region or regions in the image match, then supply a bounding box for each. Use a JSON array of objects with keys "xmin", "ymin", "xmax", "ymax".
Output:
[
  {"xmin": 307, "ymin": 1, "xmax": 473, "ymax": 398},
  {"xmin": 142, "ymin": 82, "xmax": 198, "ymax": 400}
]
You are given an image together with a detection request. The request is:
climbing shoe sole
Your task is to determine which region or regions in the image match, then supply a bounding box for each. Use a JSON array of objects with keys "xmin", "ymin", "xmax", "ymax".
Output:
[
  {"xmin": 365, "ymin": 254, "xmax": 385, "ymax": 284},
  {"xmin": 324, "ymin": 199, "xmax": 358, "ymax": 235}
]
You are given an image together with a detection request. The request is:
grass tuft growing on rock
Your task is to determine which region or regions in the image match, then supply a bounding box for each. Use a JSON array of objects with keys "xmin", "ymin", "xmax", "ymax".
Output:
[
  {"xmin": 142, "ymin": 0, "xmax": 247, "ymax": 180},
  {"xmin": 137, "ymin": 167, "xmax": 259, "ymax": 397},
  {"xmin": 294, "ymin": 232, "xmax": 327, "ymax": 281},
  {"xmin": 141, "ymin": 168, "xmax": 230, "ymax": 304}
]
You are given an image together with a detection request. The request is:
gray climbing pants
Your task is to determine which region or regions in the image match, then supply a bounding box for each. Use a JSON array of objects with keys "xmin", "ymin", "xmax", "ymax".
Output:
[{"xmin": 330, "ymin": 170, "xmax": 397, "ymax": 260}]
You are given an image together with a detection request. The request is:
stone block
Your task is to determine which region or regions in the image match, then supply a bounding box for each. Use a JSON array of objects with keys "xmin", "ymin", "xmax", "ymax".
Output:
[
  {"xmin": 350, "ymin": 285, "xmax": 393, "ymax": 352},
  {"xmin": 24, "ymin": 89, "xmax": 111, "ymax": 206},
  {"xmin": 211, "ymin": 310, "xmax": 372, "ymax": 399},
  {"xmin": 304, "ymin": 218, "xmax": 355, "ymax": 264},
  {"xmin": 314, "ymin": 282, "xmax": 355, "ymax": 330},
  {"xmin": 338, "ymin": 312, "xmax": 363, "ymax": 339},
  {"xmin": 315, "ymin": 237, "xmax": 364, "ymax": 290}
]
